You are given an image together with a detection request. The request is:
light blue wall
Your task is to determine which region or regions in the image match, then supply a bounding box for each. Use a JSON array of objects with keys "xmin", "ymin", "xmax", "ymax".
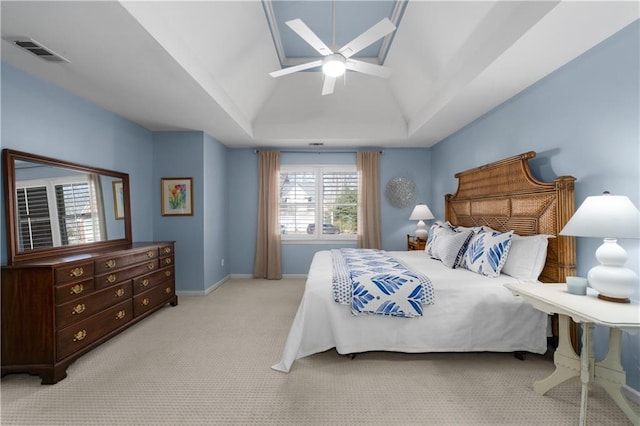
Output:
[
  {"xmin": 0, "ymin": 62, "xmax": 155, "ymax": 264},
  {"xmin": 228, "ymin": 148, "xmax": 430, "ymax": 275},
  {"xmin": 430, "ymin": 20, "xmax": 640, "ymax": 391},
  {"xmin": 203, "ymin": 132, "xmax": 230, "ymax": 286},
  {"xmin": 150, "ymin": 131, "xmax": 229, "ymax": 293}
]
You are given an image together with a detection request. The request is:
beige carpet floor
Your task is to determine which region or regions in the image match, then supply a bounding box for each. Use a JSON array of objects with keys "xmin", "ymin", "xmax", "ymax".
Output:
[{"xmin": 1, "ymin": 278, "xmax": 636, "ymax": 425}]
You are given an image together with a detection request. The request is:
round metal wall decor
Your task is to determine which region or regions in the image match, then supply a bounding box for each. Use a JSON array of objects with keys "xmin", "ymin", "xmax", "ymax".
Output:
[{"xmin": 385, "ymin": 177, "xmax": 416, "ymax": 208}]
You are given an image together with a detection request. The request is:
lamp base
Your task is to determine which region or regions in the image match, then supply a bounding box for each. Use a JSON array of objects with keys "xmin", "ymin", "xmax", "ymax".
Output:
[
  {"xmin": 415, "ymin": 220, "xmax": 428, "ymax": 240},
  {"xmin": 597, "ymin": 294, "xmax": 630, "ymax": 304},
  {"xmin": 587, "ymin": 238, "xmax": 638, "ymax": 303}
]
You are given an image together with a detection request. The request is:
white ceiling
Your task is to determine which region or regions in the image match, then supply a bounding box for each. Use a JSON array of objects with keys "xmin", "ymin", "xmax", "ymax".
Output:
[{"xmin": 1, "ymin": 1, "xmax": 638, "ymax": 149}]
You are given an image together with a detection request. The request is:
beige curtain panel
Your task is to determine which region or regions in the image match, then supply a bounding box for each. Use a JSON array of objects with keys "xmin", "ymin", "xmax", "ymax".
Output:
[
  {"xmin": 357, "ymin": 151, "xmax": 381, "ymax": 249},
  {"xmin": 253, "ymin": 151, "xmax": 282, "ymax": 279}
]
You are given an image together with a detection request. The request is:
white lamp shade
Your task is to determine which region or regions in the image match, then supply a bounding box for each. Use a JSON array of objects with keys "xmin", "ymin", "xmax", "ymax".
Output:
[
  {"xmin": 409, "ymin": 204, "xmax": 435, "ymax": 221},
  {"xmin": 560, "ymin": 193, "xmax": 640, "ymax": 238}
]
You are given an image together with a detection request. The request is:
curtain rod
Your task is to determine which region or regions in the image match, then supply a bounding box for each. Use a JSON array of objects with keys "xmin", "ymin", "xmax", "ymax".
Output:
[{"xmin": 253, "ymin": 149, "xmax": 383, "ymax": 154}]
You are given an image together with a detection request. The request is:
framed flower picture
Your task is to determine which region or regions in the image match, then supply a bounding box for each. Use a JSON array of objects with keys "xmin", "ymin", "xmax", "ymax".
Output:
[
  {"xmin": 112, "ymin": 180, "xmax": 125, "ymax": 220},
  {"xmin": 161, "ymin": 177, "xmax": 193, "ymax": 216}
]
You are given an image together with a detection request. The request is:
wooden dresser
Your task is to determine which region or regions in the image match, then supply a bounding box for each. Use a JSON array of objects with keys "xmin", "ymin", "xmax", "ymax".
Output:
[{"xmin": 1, "ymin": 241, "xmax": 178, "ymax": 384}]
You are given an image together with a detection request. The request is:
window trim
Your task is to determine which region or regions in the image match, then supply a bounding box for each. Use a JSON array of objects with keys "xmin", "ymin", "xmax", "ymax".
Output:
[{"xmin": 280, "ymin": 164, "xmax": 357, "ymax": 242}]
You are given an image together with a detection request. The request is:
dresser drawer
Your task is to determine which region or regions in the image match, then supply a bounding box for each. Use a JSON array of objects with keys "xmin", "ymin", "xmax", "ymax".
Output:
[
  {"xmin": 55, "ymin": 278, "xmax": 95, "ymax": 305},
  {"xmin": 158, "ymin": 244, "xmax": 173, "ymax": 257},
  {"xmin": 94, "ymin": 248, "xmax": 158, "ymax": 274},
  {"xmin": 56, "ymin": 282, "xmax": 132, "ymax": 329},
  {"xmin": 133, "ymin": 281, "xmax": 175, "ymax": 318},
  {"xmin": 56, "ymin": 299, "xmax": 132, "ymax": 361},
  {"xmin": 54, "ymin": 262, "xmax": 94, "ymax": 285},
  {"xmin": 132, "ymin": 267, "xmax": 174, "ymax": 295},
  {"xmin": 159, "ymin": 255, "xmax": 174, "ymax": 268},
  {"xmin": 94, "ymin": 260, "xmax": 159, "ymax": 290}
]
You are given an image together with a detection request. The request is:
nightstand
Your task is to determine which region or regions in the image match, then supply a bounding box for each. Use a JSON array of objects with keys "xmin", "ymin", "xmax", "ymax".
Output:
[
  {"xmin": 407, "ymin": 234, "xmax": 426, "ymax": 251},
  {"xmin": 504, "ymin": 282, "xmax": 640, "ymax": 425}
]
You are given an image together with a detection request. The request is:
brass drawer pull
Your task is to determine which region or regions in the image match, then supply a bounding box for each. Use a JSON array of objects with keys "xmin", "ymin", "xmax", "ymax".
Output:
[
  {"xmin": 105, "ymin": 259, "xmax": 117, "ymax": 268},
  {"xmin": 73, "ymin": 330, "xmax": 87, "ymax": 342},
  {"xmin": 147, "ymin": 251, "xmax": 155, "ymax": 258},
  {"xmin": 115, "ymin": 310, "xmax": 126, "ymax": 320},
  {"xmin": 142, "ymin": 298, "xmax": 150, "ymax": 306},
  {"xmin": 71, "ymin": 304, "xmax": 86, "ymax": 315},
  {"xmin": 165, "ymin": 287, "xmax": 171, "ymax": 294},
  {"xmin": 107, "ymin": 274, "xmax": 117, "ymax": 283},
  {"xmin": 115, "ymin": 288, "xmax": 125, "ymax": 297},
  {"xmin": 70, "ymin": 284, "xmax": 84, "ymax": 295},
  {"xmin": 165, "ymin": 271, "xmax": 172, "ymax": 278},
  {"xmin": 163, "ymin": 247, "xmax": 171, "ymax": 254},
  {"xmin": 141, "ymin": 279, "xmax": 150, "ymax": 287},
  {"xmin": 147, "ymin": 263, "xmax": 155, "ymax": 270},
  {"xmin": 69, "ymin": 267, "xmax": 84, "ymax": 278},
  {"xmin": 164, "ymin": 258, "xmax": 172, "ymax": 265}
]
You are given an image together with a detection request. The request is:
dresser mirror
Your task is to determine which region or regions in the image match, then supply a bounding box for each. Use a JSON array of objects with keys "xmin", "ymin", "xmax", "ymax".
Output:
[{"xmin": 3, "ymin": 149, "xmax": 132, "ymax": 264}]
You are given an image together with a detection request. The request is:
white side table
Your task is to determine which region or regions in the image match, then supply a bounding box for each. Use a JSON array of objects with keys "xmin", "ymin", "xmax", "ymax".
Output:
[{"xmin": 504, "ymin": 282, "xmax": 640, "ymax": 425}]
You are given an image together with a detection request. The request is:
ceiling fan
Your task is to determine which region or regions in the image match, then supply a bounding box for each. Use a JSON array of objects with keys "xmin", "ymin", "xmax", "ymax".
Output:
[{"xmin": 269, "ymin": 16, "xmax": 396, "ymax": 95}]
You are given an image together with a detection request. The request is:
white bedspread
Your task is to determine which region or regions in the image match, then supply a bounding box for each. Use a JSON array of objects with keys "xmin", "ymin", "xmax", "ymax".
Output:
[{"xmin": 272, "ymin": 250, "xmax": 548, "ymax": 373}]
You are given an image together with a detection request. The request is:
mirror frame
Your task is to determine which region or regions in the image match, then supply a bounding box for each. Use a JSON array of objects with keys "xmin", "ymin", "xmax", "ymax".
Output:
[{"xmin": 3, "ymin": 149, "xmax": 132, "ymax": 265}]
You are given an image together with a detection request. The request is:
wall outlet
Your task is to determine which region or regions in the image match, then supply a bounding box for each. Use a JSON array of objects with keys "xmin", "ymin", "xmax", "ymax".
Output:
[{"xmin": 221, "ymin": 258, "xmax": 224, "ymax": 267}]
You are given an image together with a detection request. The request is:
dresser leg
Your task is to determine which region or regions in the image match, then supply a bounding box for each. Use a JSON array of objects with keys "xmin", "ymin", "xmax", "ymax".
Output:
[{"xmin": 534, "ymin": 314, "xmax": 580, "ymax": 395}]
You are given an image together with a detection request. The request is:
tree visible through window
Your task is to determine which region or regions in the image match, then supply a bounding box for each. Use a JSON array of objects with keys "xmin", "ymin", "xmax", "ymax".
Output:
[{"xmin": 280, "ymin": 165, "xmax": 357, "ymax": 240}]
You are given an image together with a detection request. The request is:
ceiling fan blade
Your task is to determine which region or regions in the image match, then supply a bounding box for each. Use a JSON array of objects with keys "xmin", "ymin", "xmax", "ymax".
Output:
[
  {"xmin": 269, "ymin": 60, "xmax": 323, "ymax": 78},
  {"xmin": 322, "ymin": 75, "xmax": 336, "ymax": 96},
  {"xmin": 286, "ymin": 19, "xmax": 333, "ymax": 56},
  {"xmin": 345, "ymin": 60, "xmax": 393, "ymax": 79},
  {"xmin": 338, "ymin": 17, "xmax": 396, "ymax": 59}
]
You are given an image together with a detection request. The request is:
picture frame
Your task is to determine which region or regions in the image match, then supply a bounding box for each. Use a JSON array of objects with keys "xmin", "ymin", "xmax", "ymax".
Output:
[
  {"xmin": 161, "ymin": 177, "xmax": 193, "ymax": 216},
  {"xmin": 112, "ymin": 180, "xmax": 125, "ymax": 220}
]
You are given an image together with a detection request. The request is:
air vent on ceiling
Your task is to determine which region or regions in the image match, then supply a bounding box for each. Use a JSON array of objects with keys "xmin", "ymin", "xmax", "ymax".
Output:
[{"xmin": 7, "ymin": 38, "xmax": 70, "ymax": 63}]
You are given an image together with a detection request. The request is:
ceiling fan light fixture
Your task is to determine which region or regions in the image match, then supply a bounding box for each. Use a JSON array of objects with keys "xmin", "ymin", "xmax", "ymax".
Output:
[{"xmin": 322, "ymin": 54, "xmax": 346, "ymax": 77}]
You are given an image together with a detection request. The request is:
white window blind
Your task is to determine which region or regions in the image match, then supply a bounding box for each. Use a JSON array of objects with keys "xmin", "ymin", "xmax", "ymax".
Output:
[
  {"xmin": 280, "ymin": 165, "xmax": 357, "ymax": 241},
  {"xmin": 16, "ymin": 178, "xmax": 103, "ymax": 251},
  {"xmin": 16, "ymin": 186, "xmax": 54, "ymax": 251}
]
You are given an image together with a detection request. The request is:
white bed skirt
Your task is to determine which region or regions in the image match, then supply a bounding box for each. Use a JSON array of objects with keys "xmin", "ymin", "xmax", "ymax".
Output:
[{"xmin": 272, "ymin": 250, "xmax": 548, "ymax": 373}]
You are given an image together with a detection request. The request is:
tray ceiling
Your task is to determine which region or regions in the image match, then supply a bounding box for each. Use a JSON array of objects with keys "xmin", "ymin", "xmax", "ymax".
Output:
[{"xmin": 1, "ymin": 1, "xmax": 638, "ymax": 149}]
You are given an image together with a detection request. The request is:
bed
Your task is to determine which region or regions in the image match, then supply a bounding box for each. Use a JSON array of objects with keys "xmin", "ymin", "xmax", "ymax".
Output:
[{"xmin": 273, "ymin": 152, "xmax": 577, "ymax": 373}]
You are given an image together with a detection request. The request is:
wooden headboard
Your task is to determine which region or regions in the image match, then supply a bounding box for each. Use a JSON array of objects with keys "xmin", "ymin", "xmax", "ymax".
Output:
[{"xmin": 445, "ymin": 151, "xmax": 576, "ymax": 283}]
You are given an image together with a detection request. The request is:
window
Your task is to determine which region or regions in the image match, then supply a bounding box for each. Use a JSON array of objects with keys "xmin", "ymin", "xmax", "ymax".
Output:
[
  {"xmin": 16, "ymin": 176, "xmax": 103, "ymax": 251},
  {"xmin": 280, "ymin": 165, "xmax": 357, "ymax": 241}
]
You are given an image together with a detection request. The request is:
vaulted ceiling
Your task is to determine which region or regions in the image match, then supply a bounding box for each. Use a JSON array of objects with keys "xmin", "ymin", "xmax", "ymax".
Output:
[{"xmin": 1, "ymin": 1, "xmax": 637, "ymax": 149}]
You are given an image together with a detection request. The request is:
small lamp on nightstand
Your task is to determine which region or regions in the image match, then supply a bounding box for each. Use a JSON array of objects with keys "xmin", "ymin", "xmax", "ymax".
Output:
[
  {"xmin": 410, "ymin": 203, "xmax": 434, "ymax": 240},
  {"xmin": 560, "ymin": 191, "xmax": 640, "ymax": 303}
]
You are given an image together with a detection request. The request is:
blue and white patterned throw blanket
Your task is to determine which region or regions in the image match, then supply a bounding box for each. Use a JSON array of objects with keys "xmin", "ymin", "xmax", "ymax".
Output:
[{"xmin": 332, "ymin": 248, "xmax": 434, "ymax": 318}]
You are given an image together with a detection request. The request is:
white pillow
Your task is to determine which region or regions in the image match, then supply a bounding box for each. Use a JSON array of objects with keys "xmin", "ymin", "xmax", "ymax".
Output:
[
  {"xmin": 461, "ymin": 230, "xmax": 514, "ymax": 277},
  {"xmin": 433, "ymin": 229, "xmax": 474, "ymax": 268},
  {"xmin": 502, "ymin": 234, "xmax": 553, "ymax": 281},
  {"xmin": 425, "ymin": 221, "xmax": 455, "ymax": 257}
]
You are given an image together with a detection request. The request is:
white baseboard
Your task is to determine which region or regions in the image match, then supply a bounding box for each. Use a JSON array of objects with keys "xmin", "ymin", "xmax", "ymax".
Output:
[
  {"xmin": 623, "ymin": 384, "xmax": 640, "ymax": 405},
  {"xmin": 176, "ymin": 275, "xmax": 230, "ymax": 296},
  {"xmin": 230, "ymin": 274, "xmax": 307, "ymax": 279}
]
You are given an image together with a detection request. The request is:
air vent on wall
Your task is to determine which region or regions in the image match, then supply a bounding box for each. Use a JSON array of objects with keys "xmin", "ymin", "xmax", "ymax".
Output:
[{"xmin": 6, "ymin": 38, "xmax": 70, "ymax": 63}]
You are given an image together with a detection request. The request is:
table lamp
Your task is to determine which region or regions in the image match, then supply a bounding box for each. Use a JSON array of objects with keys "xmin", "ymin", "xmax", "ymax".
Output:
[
  {"xmin": 409, "ymin": 203, "xmax": 434, "ymax": 240},
  {"xmin": 559, "ymin": 191, "xmax": 640, "ymax": 303}
]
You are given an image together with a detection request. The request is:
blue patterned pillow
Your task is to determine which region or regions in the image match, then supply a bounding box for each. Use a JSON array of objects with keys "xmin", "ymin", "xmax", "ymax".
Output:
[
  {"xmin": 461, "ymin": 230, "xmax": 514, "ymax": 277},
  {"xmin": 432, "ymin": 229, "xmax": 474, "ymax": 268}
]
